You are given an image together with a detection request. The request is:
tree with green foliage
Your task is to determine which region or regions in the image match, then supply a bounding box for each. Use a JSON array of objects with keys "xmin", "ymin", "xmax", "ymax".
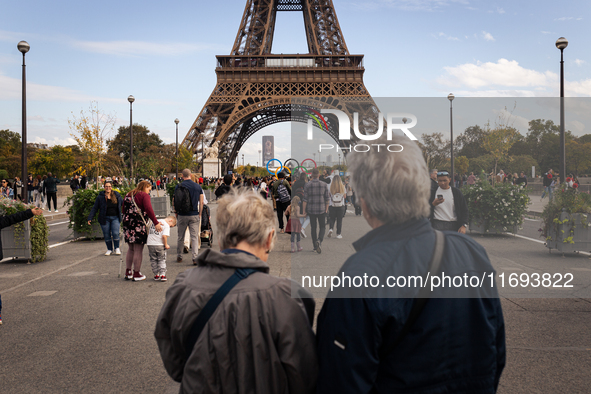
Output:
[
  {"xmin": 29, "ymin": 146, "xmax": 75, "ymax": 178},
  {"xmin": 419, "ymin": 132, "xmax": 450, "ymax": 171},
  {"xmin": 456, "ymin": 125, "xmax": 489, "ymax": 159},
  {"xmin": 455, "ymin": 156, "xmax": 469, "ymax": 175},
  {"xmin": 566, "ymin": 140, "xmax": 591, "ymax": 176}
]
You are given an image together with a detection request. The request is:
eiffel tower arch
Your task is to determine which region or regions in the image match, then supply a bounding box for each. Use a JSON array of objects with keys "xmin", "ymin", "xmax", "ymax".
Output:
[{"xmin": 182, "ymin": 0, "xmax": 380, "ymax": 173}]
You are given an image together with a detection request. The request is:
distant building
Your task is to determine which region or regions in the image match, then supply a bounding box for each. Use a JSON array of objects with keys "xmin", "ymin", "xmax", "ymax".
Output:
[
  {"xmin": 27, "ymin": 143, "xmax": 49, "ymax": 150},
  {"xmin": 326, "ymin": 155, "xmax": 333, "ymax": 166}
]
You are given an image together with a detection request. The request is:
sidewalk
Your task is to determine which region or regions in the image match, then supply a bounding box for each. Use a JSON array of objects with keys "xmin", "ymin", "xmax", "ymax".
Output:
[{"xmin": 527, "ymin": 192, "xmax": 548, "ymax": 216}]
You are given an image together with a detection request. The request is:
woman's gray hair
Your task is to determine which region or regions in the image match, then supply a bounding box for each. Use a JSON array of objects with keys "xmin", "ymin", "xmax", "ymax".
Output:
[
  {"xmin": 216, "ymin": 188, "xmax": 276, "ymax": 250},
  {"xmin": 347, "ymin": 134, "xmax": 430, "ymax": 224}
]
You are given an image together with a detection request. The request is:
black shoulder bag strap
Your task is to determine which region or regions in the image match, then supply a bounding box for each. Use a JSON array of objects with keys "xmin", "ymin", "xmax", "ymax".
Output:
[
  {"xmin": 380, "ymin": 230, "xmax": 445, "ymax": 358},
  {"xmin": 183, "ymin": 267, "xmax": 258, "ymax": 362}
]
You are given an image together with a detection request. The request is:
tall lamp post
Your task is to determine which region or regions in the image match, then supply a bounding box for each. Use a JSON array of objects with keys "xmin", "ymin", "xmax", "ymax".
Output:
[
  {"xmin": 258, "ymin": 149, "xmax": 261, "ymax": 169},
  {"xmin": 556, "ymin": 37, "xmax": 568, "ymax": 184},
  {"xmin": 128, "ymin": 95, "xmax": 135, "ymax": 183},
  {"xmin": 174, "ymin": 118, "xmax": 179, "ymax": 181},
  {"xmin": 242, "ymin": 154, "xmax": 244, "ymax": 168},
  {"xmin": 18, "ymin": 41, "xmax": 30, "ymax": 202},
  {"xmin": 448, "ymin": 93, "xmax": 455, "ymax": 181}
]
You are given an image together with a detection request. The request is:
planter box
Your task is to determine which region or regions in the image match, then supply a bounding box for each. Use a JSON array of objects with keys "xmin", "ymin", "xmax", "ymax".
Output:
[
  {"xmin": 152, "ymin": 196, "xmax": 171, "ymax": 218},
  {"xmin": 1, "ymin": 221, "xmax": 31, "ymax": 260},
  {"xmin": 469, "ymin": 217, "xmax": 518, "ymax": 235},
  {"xmin": 73, "ymin": 222, "xmax": 104, "ymax": 239},
  {"xmin": 546, "ymin": 212, "xmax": 591, "ymax": 253}
]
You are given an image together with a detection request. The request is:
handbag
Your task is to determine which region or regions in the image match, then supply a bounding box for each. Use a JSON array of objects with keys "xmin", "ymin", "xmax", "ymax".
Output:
[{"xmin": 131, "ymin": 194, "xmax": 152, "ymax": 243}]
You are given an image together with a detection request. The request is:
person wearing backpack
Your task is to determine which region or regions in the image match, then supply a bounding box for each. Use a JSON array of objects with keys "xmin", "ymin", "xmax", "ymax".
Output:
[
  {"xmin": 327, "ymin": 175, "xmax": 346, "ymax": 239},
  {"xmin": 174, "ymin": 169, "xmax": 204, "ymax": 265},
  {"xmin": 271, "ymin": 172, "xmax": 291, "ymax": 234}
]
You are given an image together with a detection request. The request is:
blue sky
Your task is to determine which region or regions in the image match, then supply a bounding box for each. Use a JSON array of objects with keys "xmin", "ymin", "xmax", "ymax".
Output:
[{"xmin": 1, "ymin": 0, "xmax": 590, "ymax": 166}]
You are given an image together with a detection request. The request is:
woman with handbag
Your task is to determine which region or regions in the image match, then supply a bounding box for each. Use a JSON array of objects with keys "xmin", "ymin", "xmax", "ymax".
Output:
[{"xmin": 122, "ymin": 180, "xmax": 162, "ymax": 281}]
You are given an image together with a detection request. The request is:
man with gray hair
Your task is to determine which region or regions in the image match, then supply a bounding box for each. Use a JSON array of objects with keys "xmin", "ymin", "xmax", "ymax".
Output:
[
  {"xmin": 315, "ymin": 135, "xmax": 505, "ymax": 393},
  {"xmin": 175, "ymin": 169, "xmax": 204, "ymax": 265}
]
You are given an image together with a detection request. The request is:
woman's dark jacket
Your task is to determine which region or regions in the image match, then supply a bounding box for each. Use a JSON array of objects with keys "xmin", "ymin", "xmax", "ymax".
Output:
[
  {"xmin": 0, "ymin": 209, "xmax": 34, "ymax": 260},
  {"xmin": 88, "ymin": 191, "xmax": 123, "ymax": 225},
  {"xmin": 429, "ymin": 186, "xmax": 469, "ymax": 227}
]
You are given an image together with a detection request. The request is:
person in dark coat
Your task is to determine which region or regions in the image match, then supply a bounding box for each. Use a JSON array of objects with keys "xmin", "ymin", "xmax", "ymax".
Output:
[
  {"xmin": 316, "ymin": 135, "xmax": 505, "ymax": 393},
  {"xmin": 43, "ymin": 172, "xmax": 60, "ymax": 212},
  {"xmin": 214, "ymin": 174, "xmax": 233, "ymax": 200},
  {"xmin": 429, "ymin": 171, "xmax": 470, "ymax": 233},
  {"xmin": 88, "ymin": 181, "xmax": 123, "ymax": 256},
  {"xmin": 0, "ymin": 206, "xmax": 43, "ymax": 324}
]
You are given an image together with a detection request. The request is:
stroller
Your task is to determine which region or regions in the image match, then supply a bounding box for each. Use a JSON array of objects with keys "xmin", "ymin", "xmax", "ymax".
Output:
[{"xmin": 200, "ymin": 204, "xmax": 214, "ymax": 247}]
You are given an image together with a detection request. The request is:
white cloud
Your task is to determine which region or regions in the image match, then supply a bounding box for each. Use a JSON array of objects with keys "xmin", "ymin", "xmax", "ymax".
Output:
[
  {"xmin": 32, "ymin": 136, "xmax": 76, "ymax": 147},
  {"xmin": 482, "ymin": 31, "xmax": 495, "ymax": 41},
  {"xmin": 497, "ymin": 7, "xmax": 505, "ymax": 14},
  {"xmin": 439, "ymin": 59, "xmax": 555, "ymax": 89},
  {"xmin": 555, "ymin": 17, "xmax": 583, "ymax": 21},
  {"xmin": 28, "ymin": 115, "xmax": 45, "ymax": 122},
  {"xmin": 541, "ymin": 31, "xmax": 553, "ymax": 35},
  {"xmin": 72, "ymin": 40, "xmax": 213, "ymax": 57},
  {"xmin": 567, "ymin": 120, "xmax": 585, "ymax": 134},
  {"xmin": 0, "ymin": 73, "xmax": 119, "ymax": 103},
  {"xmin": 434, "ymin": 32, "xmax": 460, "ymax": 41},
  {"xmin": 435, "ymin": 59, "xmax": 591, "ymax": 97},
  {"xmin": 574, "ymin": 59, "xmax": 586, "ymax": 67}
]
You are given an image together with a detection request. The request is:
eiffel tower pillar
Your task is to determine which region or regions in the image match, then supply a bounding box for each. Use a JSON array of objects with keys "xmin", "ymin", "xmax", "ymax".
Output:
[{"xmin": 182, "ymin": 0, "xmax": 381, "ymax": 175}]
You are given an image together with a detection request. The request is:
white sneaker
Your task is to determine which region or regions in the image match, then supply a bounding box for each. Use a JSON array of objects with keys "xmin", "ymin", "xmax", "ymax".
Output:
[
  {"xmin": 300, "ymin": 228, "xmax": 307, "ymax": 238},
  {"xmin": 327, "ymin": 229, "xmax": 333, "ymax": 238},
  {"xmin": 114, "ymin": 248, "xmax": 121, "ymax": 255},
  {"xmin": 105, "ymin": 250, "xmax": 112, "ymax": 256},
  {"xmin": 54, "ymin": 210, "xmax": 59, "ymax": 213},
  {"xmin": 336, "ymin": 234, "xmax": 343, "ymax": 239}
]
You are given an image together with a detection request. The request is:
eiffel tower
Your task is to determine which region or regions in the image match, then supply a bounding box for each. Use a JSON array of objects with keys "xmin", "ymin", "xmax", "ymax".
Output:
[{"xmin": 182, "ymin": 0, "xmax": 379, "ymax": 173}]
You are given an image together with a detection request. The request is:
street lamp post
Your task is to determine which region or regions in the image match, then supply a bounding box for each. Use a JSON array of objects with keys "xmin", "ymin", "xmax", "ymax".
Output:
[
  {"xmin": 128, "ymin": 95, "xmax": 135, "ymax": 183},
  {"xmin": 174, "ymin": 118, "xmax": 179, "ymax": 181},
  {"xmin": 338, "ymin": 153, "xmax": 341, "ymax": 169},
  {"xmin": 556, "ymin": 37, "xmax": 568, "ymax": 184},
  {"xmin": 258, "ymin": 150, "xmax": 262, "ymax": 169},
  {"xmin": 242, "ymin": 154, "xmax": 244, "ymax": 168},
  {"xmin": 448, "ymin": 93, "xmax": 455, "ymax": 182},
  {"xmin": 18, "ymin": 41, "xmax": 30, "ymax": 202}
]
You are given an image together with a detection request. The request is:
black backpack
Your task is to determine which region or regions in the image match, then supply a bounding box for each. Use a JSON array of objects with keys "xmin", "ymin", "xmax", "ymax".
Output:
[{"xmin": 174, "ymin": 184, "xmax": 193, "ymax": 214}]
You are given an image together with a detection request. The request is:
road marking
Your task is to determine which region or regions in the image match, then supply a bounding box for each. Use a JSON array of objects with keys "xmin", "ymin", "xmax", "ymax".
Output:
[
  {"xmin": 68, "ymin": 271, "xmax": 97, "ymax": 277},
  {"xmin": 49, "ymin": 238, "xmax": 84, "ymax": 249},
  {"xmin": 47, "ymin": 221, "xmax": 70, "ymax": 227},
  {"xmin": 0, "ymin": 273, "xmax": 24, "ymax": 278},
  {"xmin": 0, "ymin": 253, "xmax": 102, "ymax": 294},
  {"xmin": 524, "ymin": 218, "xmax": 539, "ymax": 222},
  {"xmin": 508, "ymin": 233, "xmax": 591, "ymax": 256},
  {"xmin": 27, "ymin": 291, "xmax": 57, "ymax": 297}
]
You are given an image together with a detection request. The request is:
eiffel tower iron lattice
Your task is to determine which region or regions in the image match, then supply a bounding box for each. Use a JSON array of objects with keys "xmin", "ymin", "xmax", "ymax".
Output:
[{"xmin": 182, "ymin": 0, "xmax": 381, "ymax": 174}]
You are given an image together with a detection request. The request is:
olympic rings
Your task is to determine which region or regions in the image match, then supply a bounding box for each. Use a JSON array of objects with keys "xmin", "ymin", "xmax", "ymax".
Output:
[
  {"xmin": 300, "ymin": 159, "xmax": 317, "ymax": 174},
  {"xmin": 292, "ymin": 166, "xmax": 309, "ymax": 175},
  {"xmin": 274, "ymin": 166, "xmax": 291, "ymax": 176},
  {"xmin": 284, "ymin": 158, "xmax": 300, "ymax": 171},
  {"xmin": 266, "ymin": 159, "xmax": 282, "ymax": 175}
]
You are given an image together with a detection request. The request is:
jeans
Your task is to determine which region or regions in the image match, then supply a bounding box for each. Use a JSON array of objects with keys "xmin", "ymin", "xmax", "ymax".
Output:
[
  {"xmin": 309, "ymin": 213, "xmax": 326, "ymax": 248},
  {"xmin": 28, "ymin": 190, "xmax": 33, "ymax": 203},
  {"xmin": 177, "ymin": 215, "xmax": 201, "ymax": 262},
  {"xmin": 299, "ymin": 216, "xmax": 310, "ymax": 230},
  {"xmin": 47, "ymin": 192, "xmax": 58, "ymax": 210},
  {"xmin": 328, "ymin": 206, "xmax": 346, "ymax": 235},
  {"xmin": 276, "ymin": 200, "xmax": 290, "ymax": 229},
  {"xmin": 542, "ymin": 186, "xmax": 553, "ymax": 201},
  {"xmin": 291, "ymin": 232, "xmax": 301, "ymax": 242},
  {"xmin": 100, "ymin": 216, "xmax": 121, "ymax": 251},
  {"xmin": 148, "ymin": 245, "xmax": 167, "ymax": 275}
]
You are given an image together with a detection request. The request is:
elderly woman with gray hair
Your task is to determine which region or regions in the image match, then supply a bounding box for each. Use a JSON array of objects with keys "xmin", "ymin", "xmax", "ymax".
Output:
[
  {"xmin": 155, "ymin": 188, "xmax": 318, "ymax": 394},
  {"xmin": 315, "ymin": 135, "xmax": 505, "ymax": 393}
]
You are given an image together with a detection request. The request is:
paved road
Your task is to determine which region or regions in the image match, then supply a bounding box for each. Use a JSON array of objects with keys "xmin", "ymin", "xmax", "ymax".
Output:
[{"xmin": 1, "ymin": 201, "xmax": 590, "ymax": 393}]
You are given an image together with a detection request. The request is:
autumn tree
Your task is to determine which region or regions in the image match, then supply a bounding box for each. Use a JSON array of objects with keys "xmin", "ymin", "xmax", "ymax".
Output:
[
  {"xmin": 69, "ymin": 102, "xmax": 116, "ymax": 188},
  {"xmin": 455, "ymin": 156, "xmax": 469, "ymax": 175},
  {"xmin": 482, "ymin": 127, "xmax": 521, "ymax": 184},
  {"xmin": 566, "ymin": 140, "xmax": 591, "ymax": 176}
]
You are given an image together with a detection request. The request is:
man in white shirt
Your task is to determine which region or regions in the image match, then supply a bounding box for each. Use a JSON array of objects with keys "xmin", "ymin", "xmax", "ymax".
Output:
[{"xmin": 429, "ymin": 171, "xmax": 469, "ymax": 233}]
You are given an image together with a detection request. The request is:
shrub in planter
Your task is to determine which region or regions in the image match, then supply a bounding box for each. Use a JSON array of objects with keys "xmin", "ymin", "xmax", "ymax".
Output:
[
  {"xmin": 463, "ymin": 178, "xmax": 530, "ymax": 234},
  {"xmin": 66, "ymin": 185, "xmax": 132, "ymax": 238},
  {"xmin": 166, "ymin": 180, "xmax": 179, "ymax": 206},
  {"xmin": 541, "ymin": 184, "xmax": 591, "ymax": 251},
  {"xmin": 0, "ymin": 197, "xmax": 49, "ymax": 262}
]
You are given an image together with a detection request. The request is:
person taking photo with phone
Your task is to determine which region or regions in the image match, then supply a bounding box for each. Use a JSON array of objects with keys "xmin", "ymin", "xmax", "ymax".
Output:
[{"xmin": 429, "ymin": 171, "xmax": 469, "ymax": 233}]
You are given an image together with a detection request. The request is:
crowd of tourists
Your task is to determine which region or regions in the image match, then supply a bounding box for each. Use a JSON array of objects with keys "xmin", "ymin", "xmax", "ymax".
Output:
[{"xmin": 1, "ymin": 149, "xmax": 517, "ymax": 392}]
